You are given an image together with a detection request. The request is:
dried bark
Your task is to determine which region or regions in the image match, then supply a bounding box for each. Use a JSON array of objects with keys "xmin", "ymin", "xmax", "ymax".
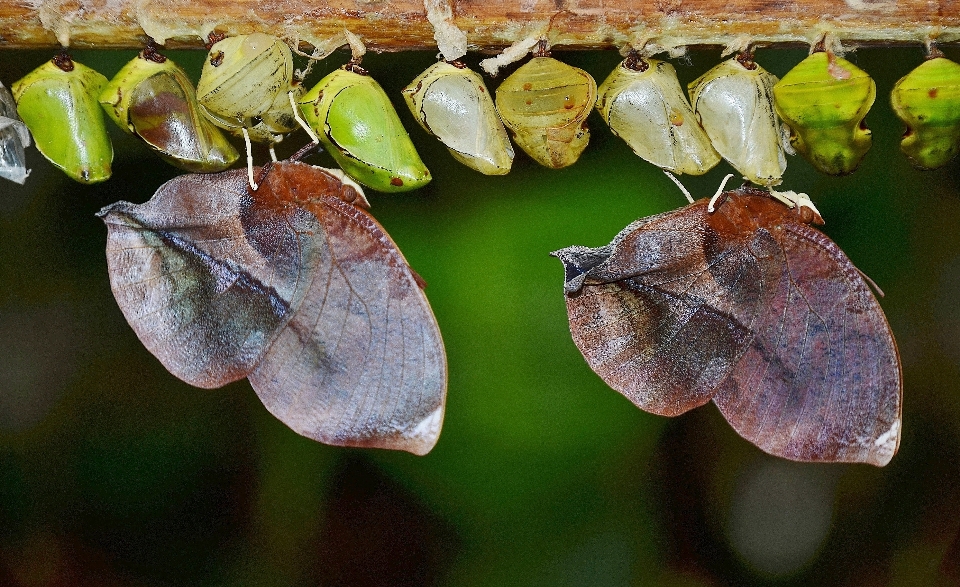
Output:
[{"xmin": 0, "ymin": 0, "xmax": 958, "ymax": 51}]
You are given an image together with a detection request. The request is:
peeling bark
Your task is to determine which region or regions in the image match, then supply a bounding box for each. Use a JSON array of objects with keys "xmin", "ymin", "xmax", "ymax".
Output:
[{"xmin": 0, "ymin": 0, "xmax": 957, "ymax": 51}]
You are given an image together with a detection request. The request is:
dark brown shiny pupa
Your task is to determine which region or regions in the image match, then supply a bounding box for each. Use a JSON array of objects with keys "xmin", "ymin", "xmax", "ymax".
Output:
[
  {"xmin": 552, "ymin": 186, "xmax": 901, "ymax": 466},
  {"xmin": 99, "ymin": 159, "xmax": 446, "ymax": 455}
]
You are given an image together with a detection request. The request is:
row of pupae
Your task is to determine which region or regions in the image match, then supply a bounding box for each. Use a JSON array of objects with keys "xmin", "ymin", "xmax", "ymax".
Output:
[{"xmin": 1, "ymin": 34, "xmax": 959, "ymax": 189}]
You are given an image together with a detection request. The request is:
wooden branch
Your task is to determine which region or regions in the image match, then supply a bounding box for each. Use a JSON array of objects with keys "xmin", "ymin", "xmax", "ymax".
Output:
[{"xmin": 0, "ymin": 0, "xmax": 958, "ymax": 51}]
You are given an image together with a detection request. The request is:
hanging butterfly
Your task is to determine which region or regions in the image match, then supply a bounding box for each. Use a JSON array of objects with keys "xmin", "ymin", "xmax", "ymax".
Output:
[
  {"xmin": 552, "ymin": 184, "xmax": 901, "ymax": 466},
  {"xmin": 98, "ymin": 147, "xmax": 447, "ymax": 454}
]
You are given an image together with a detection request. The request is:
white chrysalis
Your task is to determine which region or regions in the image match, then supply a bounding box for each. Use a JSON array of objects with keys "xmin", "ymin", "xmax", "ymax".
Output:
[
  {"xmin": 597, "ymin": 56, "xmax": 720, "ymax": 175},
  {"xmin": 688, "ymin": 56, "xmax": 786, "ymax": 186},
  {"xmin": 403, "ymin": 61, "xmax": 514, "ymax": 175}
]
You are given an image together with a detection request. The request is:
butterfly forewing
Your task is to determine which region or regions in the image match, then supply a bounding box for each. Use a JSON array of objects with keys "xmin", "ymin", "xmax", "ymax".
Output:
[
  {"xmin": 100, "ymin": 170, "xmax": 314, "ymax": 387},
  {"xmin": 556, "ymin": 201, "xmax": 764, "ymax": 416}
]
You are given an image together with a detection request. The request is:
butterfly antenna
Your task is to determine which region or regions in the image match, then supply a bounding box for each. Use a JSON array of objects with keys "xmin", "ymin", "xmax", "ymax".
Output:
[
  {"xmin": 855, "ymin": 266, "xmax": 885, "ymax": 298},
  {"xmin": 241, "ymin": 127, "xmax": 258, "ymax": 191},
  {"xmin": 708, "ymin": 173, "xmax": 735, "ymax": 212},
  {"xmin": 663, "ymin": 171, "xmax": 695, "ymax": 204},
  {"xmin": 290, "ymin": 91, "xmax": 320, "ymax": 143},
  {"xmin": 290, "ymin": 141, "xmax": 323, "ymax": 163}
]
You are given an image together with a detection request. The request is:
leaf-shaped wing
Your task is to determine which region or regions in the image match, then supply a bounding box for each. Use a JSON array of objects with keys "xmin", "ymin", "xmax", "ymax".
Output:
[
  {"xmin": 249, "ymin": 169, "xmax": 446, "ymax": 455},
  {"xmin": 713, "ymin": 220, "xmax": 902, "ymax": 466},
  {"xmin": 555, "ymin": 201, "xmax": 761, "ymax": 416},
  {"xmin": 99, "ymin": 169, "xmax": 320, "ymax": 388}
]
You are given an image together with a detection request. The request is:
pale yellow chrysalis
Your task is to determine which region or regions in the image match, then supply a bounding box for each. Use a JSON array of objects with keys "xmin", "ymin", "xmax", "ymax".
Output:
[
  {"xmin": 495, "ymin": 56, "xmax": 597, "ymax": 169},
  {"xmin": 196, "ymin": 33, "xmax": 294, "ymax": 137},
  {"xmin": 688, "ymin": 56, "xmax": 786, "ymax": 186},
  {"xmin": 597, "ymin": 57, "xmax": 720, "ymax": 175},
  {"xmin": 404, "ymin": 61, "xmax": 514, "ymax": 175}
]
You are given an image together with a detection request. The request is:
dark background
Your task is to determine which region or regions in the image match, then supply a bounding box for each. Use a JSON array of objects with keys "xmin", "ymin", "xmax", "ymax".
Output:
[{"xmin": 0, "ymin": 45, "xmax": 958, "ymax": 586}]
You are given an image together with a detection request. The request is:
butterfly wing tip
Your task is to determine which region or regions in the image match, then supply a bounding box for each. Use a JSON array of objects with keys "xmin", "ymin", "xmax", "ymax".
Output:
[
  {"xmin": 866, "ymin": 418, "xmax": 901, "ymax": 467},
  {"xmin": 363, "ymin": 405, "xmax": 446, "ymax": 455},
  {"xmin": 400, "ymin": 405, "xmax": 445, "ymax": 456},
  {"xmin": 96, "ymin": 201, "xmax": 135, "ymax": 221},
  {"xmin": 551, "ymin": 246, "xmax": 606, "ymax": 295}
]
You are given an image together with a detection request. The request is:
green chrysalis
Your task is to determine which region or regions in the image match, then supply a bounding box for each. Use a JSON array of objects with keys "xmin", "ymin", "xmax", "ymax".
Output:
[
  {"xmin": 12, "ymin": 53, "xmax": 113, "ymax": 184},
  {"xmin": 688, "ymin": 54, "xmax": 785, "ymax": 186},
  {"xmin": 403, "ymin": 60, "xmax": 513, "ymax": 175},
  {"xmin": 299, "ymin": 65, "xmax": 431, "ymax": 193},
  {"xmin": 773, "ymin": 51, "xmax": 875, "ymax": 176},
  {"xmin": 495, "ymin": 55, "xmax": 597, "ymax": 169},
  {"xmin": 0, "ymin": 81, "xmax": 31, "ymax": 184},
  {"xmin": 890, "ymin": 56, "xmax": 960, "ymax": 170},
  {"xmin": 100, "ymin": 45, "xmax": 239, "ymax": 173},
  {"xmin": 596, "ymin": 55, "xmax": 719, "ymax": 175}
]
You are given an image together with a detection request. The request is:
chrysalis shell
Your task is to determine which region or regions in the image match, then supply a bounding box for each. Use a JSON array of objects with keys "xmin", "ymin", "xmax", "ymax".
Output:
[
  {"xmin": 688, "ymin": 57, "xmax": 785, "ymax": 186},
  {"xmin": 196, "ymin": 33, "xmax": 293, "ymax": 134},
  {"xmin": 495, "ymin": 57, "xmax": 597, "ymax": 169},
  {"xmin": 890, "ymin": 56, "xmax": 960, "ymax": 170},
  {"xmin": 0, "ymin": 81, "xmax": 31, "ymax": 184},
  {"xmin": 299, "ymin": 68, "xmax": 431, "ymax": 193},
  {"xmin": 596, "ymin": 58, "xmax": 720, "ymax": 175},
  {"xmin": 99, "ymin": 50, "xmax": 239, "ymax": 173},
  {"xmin": 403, "ymin": 61, "xmax": 514, "ymax": 175},
  {"xmin": 773, "ymin": 52, "xmax": 875, "ymax": 176},
  {"xmin": 12, "ymin": 55, "xmax": 113, "ymax": 184}
]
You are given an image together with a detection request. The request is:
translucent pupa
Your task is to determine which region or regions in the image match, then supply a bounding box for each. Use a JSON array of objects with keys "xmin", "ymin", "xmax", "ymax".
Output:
[
  {"xmin": 403, "ymin": 60, "xmax": 514, "ymax": 175},
  {"xmin": 596, "ymin": 54, "xmax": 720, "ymax": 175},
  {"xmin": 0, "ymin": 81, "xmax": 31, "ymax": 184},
  {"xmin": 100, "ymin": 45, "xmax": 239, "ymax": 173},
  {"xmin": 299, "ymin": 63, "xmax": 431, "ymax": 192},
  {"xmin": 773, "ymin": 51, "xmax": 875, "ymax": 176},
  {"xmin": 891, "ymin": 55, "xmax": 960, "ymax": 170},
  {"xmin": 688, "ymin": 54, "xmax": 785, "ymax": 186},
  {"xmin": 12, "ymin": 52, "xmax": 113, "ymax": 184},
  {"xmin": 495, "ymin": 53, "xmax": 597, "ymax": 169}
]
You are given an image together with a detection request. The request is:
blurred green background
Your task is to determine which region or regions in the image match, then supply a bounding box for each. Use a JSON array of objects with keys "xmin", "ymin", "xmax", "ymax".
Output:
[{"xmin": 1, "ymin": 45, "xmax": 959, "ymax": 586}]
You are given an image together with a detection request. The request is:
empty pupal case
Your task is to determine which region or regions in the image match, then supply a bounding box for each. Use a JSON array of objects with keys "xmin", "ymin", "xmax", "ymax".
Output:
[
  {"xmin": 196, "ymin": 33, "xmax": 294, "ymax": 135},
  {"xmin": 403, "ymin": 60, "xmax": 514, "ymax": 175},
  {"xmin": 0, "ymin": 81, "xmax": 31, "ymax": 184},
  {"xmin": 597, "ymin": 55, "xmax": 720, "ymax": 175}
]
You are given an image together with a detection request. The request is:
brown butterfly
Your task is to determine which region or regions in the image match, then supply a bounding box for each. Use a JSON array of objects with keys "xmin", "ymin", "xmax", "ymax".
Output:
[
  {"xmin": 552, "ymin": 185, "xmax": 901, "ymax": 466},
  {"xmin": 99, "ymin": 157, "xmax": 446, "ymax": 455}
]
